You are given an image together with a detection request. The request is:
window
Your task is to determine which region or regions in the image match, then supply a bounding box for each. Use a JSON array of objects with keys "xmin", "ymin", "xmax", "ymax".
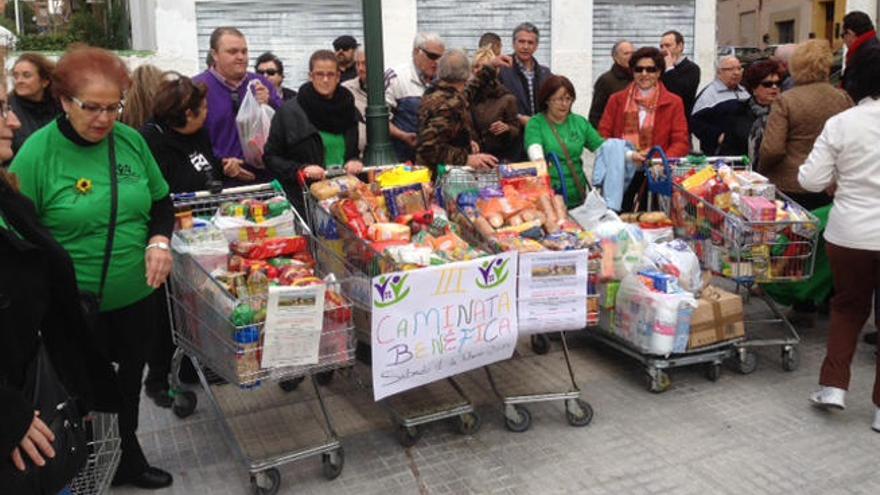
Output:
[
  {"xmin": 776, "ymin": 20, "xmax": 795, "ymax": 44},
  {"xmin": 739, "ymin": 11, "xmax": 756, "ymax": 45}
]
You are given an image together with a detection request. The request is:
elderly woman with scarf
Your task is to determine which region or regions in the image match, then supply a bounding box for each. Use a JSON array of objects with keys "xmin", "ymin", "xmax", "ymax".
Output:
[{"xmin": 599, "ymin": 47, "xmax": 690, "ymax": 211}]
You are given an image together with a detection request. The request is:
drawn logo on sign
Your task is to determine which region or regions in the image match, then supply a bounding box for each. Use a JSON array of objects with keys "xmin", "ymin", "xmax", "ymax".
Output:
[
  {"xmin": 476, "ymin": 257, "xmax": 509, "ymax": 289},
  {"xmin": 374, "ymin": 274, "xmax": 411, "ymax": 308}
]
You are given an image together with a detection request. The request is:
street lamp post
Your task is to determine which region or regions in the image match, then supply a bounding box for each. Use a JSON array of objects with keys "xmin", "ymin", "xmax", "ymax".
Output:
[{"xmin": 361, "ymin": 0, "xmax": 398, "ymax": 166}]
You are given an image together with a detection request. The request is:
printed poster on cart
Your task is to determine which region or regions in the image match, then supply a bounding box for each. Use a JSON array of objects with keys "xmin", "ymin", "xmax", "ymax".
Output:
[
  {"xmin": 517, "ymin": 250, "xmax": 589, "ymax": 336},
  {"xmin": 371, "ymin": 253, "xmax": 519, "ymax": 401}
]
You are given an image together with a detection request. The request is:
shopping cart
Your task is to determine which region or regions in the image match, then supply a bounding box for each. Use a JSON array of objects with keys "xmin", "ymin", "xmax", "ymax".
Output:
[
  {"xmin": 69, "ymin": 413, "xmax": 122, "ymax": 495},
  {"xmin": 657, "ymin": 152, "xmax": 820, "ymax": 374},
  {"xmin": 438, "ymin": 166, "xmax": 595, "ymax": 431},
  {"xmin": 300, "ymin": 169, "xmax": 483, "ymax": 447},
  {"xmin": 166, "ymin": 183, "xmax": 354, "ymax": 494}
]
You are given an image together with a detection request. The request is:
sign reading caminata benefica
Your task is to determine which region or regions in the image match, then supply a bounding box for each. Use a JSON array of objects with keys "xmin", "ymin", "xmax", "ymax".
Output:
[{"xmin": 370, "ymin": 253, "xmax": 519, "ymax": 400}]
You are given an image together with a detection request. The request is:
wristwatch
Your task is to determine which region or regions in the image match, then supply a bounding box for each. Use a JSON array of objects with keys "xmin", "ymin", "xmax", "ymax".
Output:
[{"xmin": 146, "ymin": 241, "xmax": 170, "ymax": 251}]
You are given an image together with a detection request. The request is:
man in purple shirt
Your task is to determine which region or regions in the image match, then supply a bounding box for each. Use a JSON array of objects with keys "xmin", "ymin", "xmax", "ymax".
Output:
[{"xmin": 193, "ymin": 27, "xmax": 283, "ymax": 185}]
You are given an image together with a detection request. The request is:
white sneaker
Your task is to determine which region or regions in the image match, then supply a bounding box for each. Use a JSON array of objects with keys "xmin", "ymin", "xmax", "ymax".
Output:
[
  {"xmin": 809, "ymin": 386, "xmax": 846, "ymax": 410},
  {"xmin": 872, "ymin": 408, "xmax": 880, "ymax": 433}
]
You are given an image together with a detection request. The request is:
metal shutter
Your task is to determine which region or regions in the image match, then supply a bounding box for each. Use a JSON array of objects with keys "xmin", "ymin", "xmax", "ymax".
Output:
[
  {"xmin": 195, "ymin": 0, "xmax": 363, "ymax": 88},
  {"xmin": 592, "ymin": 0, "xmax": 695, "ymax": 83},
  {"xmin": 416, "ymin": 0, "xmax": 552, "ymax": 66}
]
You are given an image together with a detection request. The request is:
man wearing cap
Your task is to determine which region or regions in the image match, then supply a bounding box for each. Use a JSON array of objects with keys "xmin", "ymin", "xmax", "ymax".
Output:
[{"xmin": 334, "ymin": 35, "xmax": 359, "ymax": 82}]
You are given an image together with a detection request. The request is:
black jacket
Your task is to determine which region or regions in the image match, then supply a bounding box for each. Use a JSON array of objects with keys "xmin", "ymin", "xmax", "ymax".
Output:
[
  {"xmin": 588, "ymin": 64, "xmax": 633, "ymax": 127},
  {"xmin": 263, "ymin": 99, "xmax": 357, "ymax": 213},
  {"xmin": 690, "ymin": 98, "xmax": 757, "ymax": 156},
  {"xmin": 8, "ymin": 92, "xmax": 61, "ymax": 153},
  {"xmin": 0, "ymin": 178, "xmax": 119, "ymax": 459},
  {"xmin": 843, "ymin": 35, "xmax": 880, "ymax": 102},
  {"xmin": 140, "ymin": 121, "xmax": 223, "ymax": 194},
  {"xmin": 499, "ymin": 56, "xmax": 553, "ymax": 118},
  {"xmin": 661, "ymin": 57, "xmax": 701, "ymax": 118}
]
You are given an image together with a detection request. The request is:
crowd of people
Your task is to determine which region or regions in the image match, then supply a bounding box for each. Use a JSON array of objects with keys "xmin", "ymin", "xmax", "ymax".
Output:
[{"xmin": 2, "ymin": 9, "xmax": 880, "ymax": 492}]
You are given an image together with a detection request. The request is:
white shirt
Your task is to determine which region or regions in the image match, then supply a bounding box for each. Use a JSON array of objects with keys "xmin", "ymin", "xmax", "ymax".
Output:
[{"xmin": 798, "ymin": 98, "xmax": 880, "ymax": 250}]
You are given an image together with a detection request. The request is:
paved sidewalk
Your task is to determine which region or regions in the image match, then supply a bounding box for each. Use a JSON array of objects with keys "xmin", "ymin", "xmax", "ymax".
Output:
[{"xmin": 113, "ymin": 300, "xmax": 880, "ymax": 495}]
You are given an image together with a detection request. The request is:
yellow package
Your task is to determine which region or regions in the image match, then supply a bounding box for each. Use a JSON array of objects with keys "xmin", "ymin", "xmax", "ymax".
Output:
[
  {"xmin": 376, "ymin": 165, "xmax": 432, "ymax": 189},
  {"xmin": 681, "ymin": 166, "xmax": 717, "ymax": 191}
]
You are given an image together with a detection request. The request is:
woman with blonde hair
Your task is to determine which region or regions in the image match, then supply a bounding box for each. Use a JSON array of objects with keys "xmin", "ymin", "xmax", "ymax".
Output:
[
  {"xmin": 469, "ymin": 47, "xmax": 521, "ymax": 162},
  {"xmin": 120, "ymin": 64, "xmax": 164, "ymax": 129}
]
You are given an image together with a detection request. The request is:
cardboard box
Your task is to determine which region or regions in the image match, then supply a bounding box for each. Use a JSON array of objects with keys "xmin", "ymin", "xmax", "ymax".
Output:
[{"xmin": 688, "ymin": 285, "xmax": 745, "ymax": 349}]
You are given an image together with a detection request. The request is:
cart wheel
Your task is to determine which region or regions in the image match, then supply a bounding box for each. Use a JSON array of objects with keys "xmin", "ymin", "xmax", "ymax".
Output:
[
  {"xmin": 172, "ymin": 391, "xmax": 197, "ymax": 419},
  {"xmin": 315, "ymin": 370, "xmax": 335, "ymax": 386},
  {"xmin": 504, "ymin": 405, "xmax": 532, "ymax": 433},
  {"xmin": 531, "ymin": 334, "xmax": 550, "ymax": 355},
  {"xmin": 645, "ymin": 370, "xmax": 671, "ymax": 393},
  {"xmin": 321, "ymin": 447, "xmax": 344, "ymax": 480},
  {"xmin": 565, "ymin": 399, "xmax": 594, "ymax": 427},
  {"xmin": 278, "ymin": 377, "xmax": 305, "ymax": 392},
  {"xmin": 397, "ymin": 425, "xmax": 422, "ymax": 448},
  {"xmin": 705, "ymin": 363, "xmax": 722, "ymax": 382},
  {"xmin": 782, "ymin": 346, "xmax": 800, "ymax": 372},
  {"xmin": 737, "ymin": 350, "xmax": 758, "ymax": 375},
  {"xmin": 251, "ymin": 468, "xmax": 281, "ymax": 495},
  {"xmin": 457, "ymin": 412, "xmax": 482, "ymax": 436}
]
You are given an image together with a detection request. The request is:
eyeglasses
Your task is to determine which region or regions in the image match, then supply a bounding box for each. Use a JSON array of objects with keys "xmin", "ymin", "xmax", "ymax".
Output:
[
  {"xmin": 69, "ymin": 96, "xmax": 124, "ymax": 117},
  {"xmin": 0, "ymin": 101, "xmax": 11, "ymax": 119},
  {"xmin": 419, "ymin": 48, "xmax": 443, "ymax": 61},
  {"xmin": 311, "ymin": 71, "xmax": 338, "ymax": 80},
  {"xmin": 720, "ymin": 66, "xmax": 743, "ymax": 72},
  {"xmin": 549, "ymin": 96, "xmax": 574, "ymax": 104},
  {"xmin": 759, "ymin": 80, "xmax": 781, "ymax": 88},
  {"xmin": 256, "ymin": 68, "xmax": 279, "ymax": 77},
  {"xmin": 633, "ymin": 66, "xmax": 659, "ymax": 74}
]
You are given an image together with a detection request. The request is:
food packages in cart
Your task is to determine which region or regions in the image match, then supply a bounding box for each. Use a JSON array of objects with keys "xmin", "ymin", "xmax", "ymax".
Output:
[
  {"xmin": 212, "ymin": 195, "xmax": 297, "ymax": 242},
  {"xmin": 308, "ymin": 165, "xmax": 488, "ymax": 271},
  {"xmin": 669, "ymin": 165, "xmax": 818, "ymax": 282}
]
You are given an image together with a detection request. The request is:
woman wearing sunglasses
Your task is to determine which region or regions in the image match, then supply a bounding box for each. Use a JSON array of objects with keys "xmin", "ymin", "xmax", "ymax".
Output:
[
  {"xmin": 599, "ymin": 46, "xmax": 690, "ymax": 211},
  {"xmin": 9, "ymin": 46, "xmax": 174, "ymax": 490}
]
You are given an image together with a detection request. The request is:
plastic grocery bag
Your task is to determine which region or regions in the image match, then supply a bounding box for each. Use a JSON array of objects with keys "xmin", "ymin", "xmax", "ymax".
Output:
[
  {"xmin": 595, "ymin": 211, "xmax": 647, "ymax": 280},
  {"xmin": 212, "ymin": 209, "xmax": 296, "ymax": 242},
  {"xmin": 568, "ymin": 189, "xmax": 607, "ymax": 230},
  {"xmin": 614, "ymin": 274, "xmax": 697, "ymax": 356},
  {"xmin": 642, "ymin": 239, "xmax": 704, "ymax": 294},
  {"xmin": 236, "ymin": 80, "xmax": 275, "ymax": 168}
]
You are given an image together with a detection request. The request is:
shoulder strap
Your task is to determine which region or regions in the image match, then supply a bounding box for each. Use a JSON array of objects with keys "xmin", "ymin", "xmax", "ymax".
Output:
[
  {"xmin": 97, "ymin": 133, "xmax": 119, "ymax": 303},
  {"xmin": 548, "ymin": 122, "xmax": 588, "ymax": 196}
]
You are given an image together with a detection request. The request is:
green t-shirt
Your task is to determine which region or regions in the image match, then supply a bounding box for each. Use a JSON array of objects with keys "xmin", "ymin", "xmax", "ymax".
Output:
[
  {"xmin": 319, "ymin": 131, "xmax": 346, "ymax": 169},
  {"xmin": 10, "ymin": 121, "xmax": 169, "ymax": 311},
  {"xmin": 525, "ymin": 113, "xmax": 604, "ymax": 207}
]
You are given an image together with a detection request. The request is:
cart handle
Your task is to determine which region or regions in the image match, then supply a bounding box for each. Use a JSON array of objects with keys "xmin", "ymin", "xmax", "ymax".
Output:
[
  {"xmin": 296, "ymin": 167, "xmax": 348, "ymax": 187},
  {"xmin": 648, "ymin": 154, "xmax": 750, "ymax": 166},
  {"xmin": 170, "ymin": 181, "xmax": 283, "ymax": 201},
  {"xmin": 645, "ymin": 146, "xmax": 673, "ymax": 197}
]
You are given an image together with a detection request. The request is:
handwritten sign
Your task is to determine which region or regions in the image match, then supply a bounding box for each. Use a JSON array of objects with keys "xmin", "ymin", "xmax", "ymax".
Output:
[{"xmin": 371, "ymin": 253, "xmax": 519, "ymax": 401}]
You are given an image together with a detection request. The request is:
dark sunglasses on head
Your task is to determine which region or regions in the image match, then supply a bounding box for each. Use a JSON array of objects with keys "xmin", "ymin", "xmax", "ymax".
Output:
[
  {"xmin": 633, "ymin": 66, "xmax": 659, "ymax": 74},
  {"xmin": 420, "ymin": 48, "xmax": 443, "ymax": 61},
  {"xmin": 256, "ymin": 69, "xmax": 279, "ymax": 77},
  {"xmin": 759, "ymin": 80, "xmax": 781, "ymax": 88}
]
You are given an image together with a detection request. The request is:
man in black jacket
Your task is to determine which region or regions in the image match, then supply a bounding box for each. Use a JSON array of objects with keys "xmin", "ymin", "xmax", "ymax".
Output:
[
  {"xmin": 660, "ymin": 30, "xmax": 701, "ymax": 118},
  {"xmin": 588, "ymin": 39, "xmax": 634, "ymax": 127},
  {"xmin": 841, "ymin": 11, "xmax": 879, "ymax": 102}
]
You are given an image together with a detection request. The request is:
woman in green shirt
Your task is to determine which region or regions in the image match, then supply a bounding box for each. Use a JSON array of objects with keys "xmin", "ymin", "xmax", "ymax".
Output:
[
  {"xmin": 525, "ymin": 75, "xmax": 604, "ymax": 208},
  {"xmin": 9, "ymin": 47, "xmax": 174, "ymax": 490}
]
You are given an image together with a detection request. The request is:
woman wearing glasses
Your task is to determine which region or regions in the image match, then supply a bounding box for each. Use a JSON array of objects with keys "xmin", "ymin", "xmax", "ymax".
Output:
[
  {"xmin": 599, "ymin": 47, "xmax": 690, "ymax": 211},
  {"xmin": 9, "ymin": 47, "xmax": 174, "ymax": 490},
  {"xmin": 524, "ymin": 74, "xmax": 603, "ymax": 208}
]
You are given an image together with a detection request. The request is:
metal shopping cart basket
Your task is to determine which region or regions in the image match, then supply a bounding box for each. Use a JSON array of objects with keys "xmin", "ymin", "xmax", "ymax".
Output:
[
  {"xmin": 68, "ymin": 413, "xmax": 121, "ymax": 495},
  {"xmin": 166, "ymin": 183, "xmax": 354, "ymax": 494},
  {"xmin": 300, "ymin": 168, "xmax": 482, "ymax": 447},
  {"xmin": 653, "ymin": 150, "xmax": 820, "ymax": 374},
  {"xmin": 438, "ymin": 164, "xmax": 595, "ymax": 431}
]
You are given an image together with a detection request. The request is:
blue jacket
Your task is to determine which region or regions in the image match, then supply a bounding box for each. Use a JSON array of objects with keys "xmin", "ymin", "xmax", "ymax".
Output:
[{"xmin": 592, "ymin": 138, "xmax": 637, "ymax": 212}]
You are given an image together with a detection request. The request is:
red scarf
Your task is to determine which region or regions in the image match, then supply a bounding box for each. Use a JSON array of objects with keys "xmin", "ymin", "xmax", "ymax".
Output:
[
  {"xmin": 621, "ymin": 83, "xmax": 660, "ymax": 152},
  {"xmin": 847, "ymin": 30, "xmax": 878, "ymax": 64}
]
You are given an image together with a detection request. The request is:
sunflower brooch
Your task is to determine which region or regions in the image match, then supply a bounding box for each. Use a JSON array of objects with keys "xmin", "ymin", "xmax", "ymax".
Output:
[{"xmin": 75, "ymin": 178, "xmax": 93, "ymax": 195}]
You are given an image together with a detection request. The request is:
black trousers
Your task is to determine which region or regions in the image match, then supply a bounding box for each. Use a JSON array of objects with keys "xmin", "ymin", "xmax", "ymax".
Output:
[{"xmin": 97, "ymin": 290, "xmax": 161, "ymax": 481}]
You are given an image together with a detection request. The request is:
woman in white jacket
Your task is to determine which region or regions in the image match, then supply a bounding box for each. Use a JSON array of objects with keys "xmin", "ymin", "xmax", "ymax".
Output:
[{"xmin": 798, "ymin": 46, "xmax": 880, "ymax": 432}]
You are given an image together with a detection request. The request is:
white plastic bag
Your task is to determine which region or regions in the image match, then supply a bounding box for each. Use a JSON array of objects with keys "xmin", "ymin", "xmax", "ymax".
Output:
[
  {"xmin": 212, "ymin": 209, "xmax": 297, "ymax": 242},
  {"xmin": 642, "ymin": 239, "xmax": 703, "ymax": 294},
  {"xmin": 568, "ymin": 189, "xmax": 607, "ymax": 230},
  {"xmin": 614, "ymin": 274, "xmax": 697, "ymax": 356},
  {"xmin": 595, "ymin": 212, "xmax": 647, "ymax": 280},
  {"xmin": 236, "ymin": 80, "xmax": 275, "ymax": 168}
]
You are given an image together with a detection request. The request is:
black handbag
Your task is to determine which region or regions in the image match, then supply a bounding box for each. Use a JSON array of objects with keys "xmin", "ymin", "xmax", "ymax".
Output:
[
  {"xmin": 79, "ymin": 133, "xmax": 118, "ymax": 335},
  {"xmin": 5, "ymin": 343, "xmax": 89, "ymax": 495}
]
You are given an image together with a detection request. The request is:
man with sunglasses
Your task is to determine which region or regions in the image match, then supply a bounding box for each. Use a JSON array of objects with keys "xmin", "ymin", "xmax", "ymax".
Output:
[
  {"xmin": 385, "ymin": 32, "xmax": 445, "ymax": 162},
  {"xmin": 255, "ymin": 52, "xmax": 297, "ymax": 101},
  {"xmin": 333, "ymin": 35, "xmax": 360, "ymax": 83},
  {"xmin": 193, "ymin": 27, "xmax": 283, "ymax": 186}
]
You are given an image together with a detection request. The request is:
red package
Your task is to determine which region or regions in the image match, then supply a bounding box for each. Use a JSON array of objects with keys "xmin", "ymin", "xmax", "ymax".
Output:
[{"xmin": 230, "ymin": 236, "xmax": 308, "ymax": 260}]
